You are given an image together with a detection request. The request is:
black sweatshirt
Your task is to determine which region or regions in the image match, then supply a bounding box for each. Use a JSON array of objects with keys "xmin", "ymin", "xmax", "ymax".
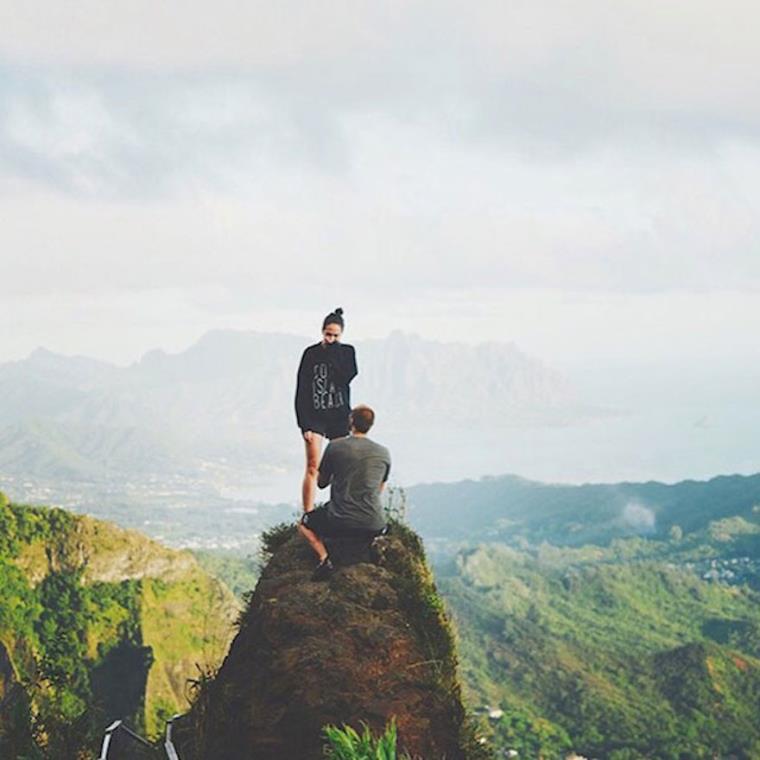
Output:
[{"xmin": 294, "ymin": 342, "xmax": 358, "ymax": 431}]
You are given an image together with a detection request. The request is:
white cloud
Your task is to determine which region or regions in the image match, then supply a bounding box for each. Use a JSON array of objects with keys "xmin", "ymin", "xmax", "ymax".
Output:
[
  {"xmin": 2, "ymin": 120, "xmax": 759, "ymax": 299},
  {"xmin": 1, "ymin": 1, "xmax": 759, "ymax": 126},
  {"xmin": 1, "ymin": 2, "xmax": 759, "ymax": 370},
  {"xmin": 622, "ymin": 502, "xmax": 656, "ymax": 531}
]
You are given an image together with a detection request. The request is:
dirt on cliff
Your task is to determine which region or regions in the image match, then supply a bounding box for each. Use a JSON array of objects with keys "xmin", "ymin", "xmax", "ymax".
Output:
[{"xmin": 180, "ymin": 523, "xmax": 477, "ymax": 759}]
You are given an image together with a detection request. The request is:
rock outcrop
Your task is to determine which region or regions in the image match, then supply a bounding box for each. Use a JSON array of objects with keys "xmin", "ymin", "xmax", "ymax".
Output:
[{"xmin": 180, "ymin": 523, "xmax": 476, "ymax": 759}]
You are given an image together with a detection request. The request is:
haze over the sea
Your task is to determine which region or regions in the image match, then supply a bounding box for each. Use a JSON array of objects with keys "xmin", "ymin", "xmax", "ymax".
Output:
[{"xmin": 1, "ymin": 1, "xmax": 758, "ymax": 489}]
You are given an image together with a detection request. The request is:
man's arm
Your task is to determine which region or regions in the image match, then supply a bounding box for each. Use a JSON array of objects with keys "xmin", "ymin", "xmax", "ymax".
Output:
[
  {"xmin": 317, "ymin": 444, "xmax": 333, "ymax": 489},
  {"xmin": 379, "ymin": 458, "xmax": 391, "ymax": 492}
]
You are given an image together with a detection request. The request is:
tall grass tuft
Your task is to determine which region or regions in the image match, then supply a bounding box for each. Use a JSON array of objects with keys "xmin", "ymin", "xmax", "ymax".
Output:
[{"xmin": 322, "ymin": 719, "xmax": 411, "ymax": 760}]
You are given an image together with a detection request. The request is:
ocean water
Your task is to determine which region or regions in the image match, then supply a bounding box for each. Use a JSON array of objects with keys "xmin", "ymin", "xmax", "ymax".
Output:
[
  {"xmin": 239, "ymin": 403, "xmax": 760, "ymax": 506},
  {"xmin": 388, "ymin": 405, "xmax": 760, "ymax": 488},
  {"xmin": 208, "ymin": 363, "xmax": 760, "ymax": 503}
]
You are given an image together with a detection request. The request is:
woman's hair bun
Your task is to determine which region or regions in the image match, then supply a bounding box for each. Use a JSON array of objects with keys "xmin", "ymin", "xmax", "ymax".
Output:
[{"xmin": 323, "ymin": 307, "xmax": 345, "ymax": 330}]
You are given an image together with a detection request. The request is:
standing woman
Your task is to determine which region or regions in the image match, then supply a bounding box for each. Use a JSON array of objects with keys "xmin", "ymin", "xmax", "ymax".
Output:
[{"xmin": 295, "ymin": 308, "xmax": 358, "ymax": 511}]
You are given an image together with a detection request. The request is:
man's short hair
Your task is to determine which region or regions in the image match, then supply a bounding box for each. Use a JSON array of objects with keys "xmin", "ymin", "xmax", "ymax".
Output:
[{"xmin": 350, "ymin": 405, "xmax": 375, "ymax": 434}]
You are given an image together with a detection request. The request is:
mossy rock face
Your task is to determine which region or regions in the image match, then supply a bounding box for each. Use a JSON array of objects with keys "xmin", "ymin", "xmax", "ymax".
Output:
[{"xmin": 188, "ymin": 525, "xmax": 471, "ymax": 760}]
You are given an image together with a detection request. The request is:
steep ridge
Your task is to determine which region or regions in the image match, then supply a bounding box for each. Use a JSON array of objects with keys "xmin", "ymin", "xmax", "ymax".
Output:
[
  {"xmin": 178, "ymin": 523, "xmax": 482, "ymax": 759},
  {"xmin": 0, "ymin": 492, "xmax": 239, "ymax": 758}
]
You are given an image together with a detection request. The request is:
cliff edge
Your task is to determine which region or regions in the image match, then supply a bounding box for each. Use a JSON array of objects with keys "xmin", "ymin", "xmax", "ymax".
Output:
[{"xmin": 180, "ymin": 523, "xmax": 479, "ymax": 759}]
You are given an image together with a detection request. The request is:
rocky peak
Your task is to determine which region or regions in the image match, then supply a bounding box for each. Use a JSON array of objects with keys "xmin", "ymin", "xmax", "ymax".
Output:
[{"xmin": 178, "ymin": 523, "xmax": 481, "ymax": 759}]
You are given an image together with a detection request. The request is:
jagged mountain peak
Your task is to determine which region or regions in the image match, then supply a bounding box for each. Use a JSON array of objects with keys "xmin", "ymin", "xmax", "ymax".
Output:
[
  {"xmin": 25, "ymin": 345, "xmax": 115, "ymax": 370},
  {"xmin": 0, "ymin": 330, "xmax": 587, "ymax": 492}
]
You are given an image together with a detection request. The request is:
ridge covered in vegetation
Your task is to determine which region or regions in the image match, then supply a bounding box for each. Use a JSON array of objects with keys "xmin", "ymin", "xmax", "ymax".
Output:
[{"xmin": 0, "ymin": 492, "xmax": 238, "ymax": 759}]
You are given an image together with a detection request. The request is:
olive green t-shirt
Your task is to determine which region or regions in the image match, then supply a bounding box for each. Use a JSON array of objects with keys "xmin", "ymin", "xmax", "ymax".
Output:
[{"xmin": 317, "ymin": 435, "xmax": 391, "ymax": 532}]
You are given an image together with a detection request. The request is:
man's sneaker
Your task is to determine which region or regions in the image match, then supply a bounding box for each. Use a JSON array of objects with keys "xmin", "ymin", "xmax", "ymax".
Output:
[{"xmin": 311, "ymin": 557, "xmax": 334, "ymax": 582}]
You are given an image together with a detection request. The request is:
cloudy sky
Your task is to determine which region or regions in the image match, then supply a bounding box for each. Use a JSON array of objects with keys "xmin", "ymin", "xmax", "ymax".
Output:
[{"xmin": 1, "ymin": 0, "xmax": 759, "ymax": 373}]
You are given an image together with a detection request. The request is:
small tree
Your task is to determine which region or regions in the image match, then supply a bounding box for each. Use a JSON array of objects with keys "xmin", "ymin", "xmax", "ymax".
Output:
[{"xmin": 383, "ymin": 486, "xmax": 408, "ymax": 524}]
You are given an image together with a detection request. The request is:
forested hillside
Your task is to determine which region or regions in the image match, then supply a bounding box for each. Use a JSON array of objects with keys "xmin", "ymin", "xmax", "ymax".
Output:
[
  {"xmin": 438, "ymin": 516, "xmax": 760, "ymax": 758},
  {"xmin": 0, "ymin": 492, "xmax": 238, "ymax": 759}
]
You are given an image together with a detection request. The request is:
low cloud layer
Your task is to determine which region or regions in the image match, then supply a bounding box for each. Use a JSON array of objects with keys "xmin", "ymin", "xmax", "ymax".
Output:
[{"xmin": 0, "ymin": 2, "xmax": 758, "ymax": 364}]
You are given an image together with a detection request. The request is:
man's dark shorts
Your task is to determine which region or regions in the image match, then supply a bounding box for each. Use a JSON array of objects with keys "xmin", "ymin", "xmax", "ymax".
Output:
[{"xmin": 301, "ymin": 506, "xmax": 385, "ymax": 540}]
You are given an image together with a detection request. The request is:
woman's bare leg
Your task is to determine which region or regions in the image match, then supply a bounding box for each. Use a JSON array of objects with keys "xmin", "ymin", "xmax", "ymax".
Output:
[{"xmin": 301, "ymin": 431, "xmax": 324, "ymax": 512}]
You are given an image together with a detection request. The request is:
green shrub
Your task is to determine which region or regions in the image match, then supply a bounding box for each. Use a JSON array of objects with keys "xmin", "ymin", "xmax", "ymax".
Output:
[
  {"xmin": 322, "ymin": 719, "xmax": 410, "ymax": 760},
  {"xmin": 260, "ymin": 522, "xmax": 297, "ymax": 557}
]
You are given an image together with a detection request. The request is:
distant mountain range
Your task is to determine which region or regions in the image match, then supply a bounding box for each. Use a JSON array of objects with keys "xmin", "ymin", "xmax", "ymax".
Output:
[
  {"xmin": 407, "ymin": 472, "xmax": 760, "ymax": 546},
  {"xmin": 0, "ymin": 330, "xmax": 591, "ymax": 488}
]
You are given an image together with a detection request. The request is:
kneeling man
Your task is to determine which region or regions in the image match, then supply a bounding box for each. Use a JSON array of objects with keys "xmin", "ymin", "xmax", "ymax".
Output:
[{"xmin": 298, "ymin": 404, "xmax": 391, "ymax": 580}]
